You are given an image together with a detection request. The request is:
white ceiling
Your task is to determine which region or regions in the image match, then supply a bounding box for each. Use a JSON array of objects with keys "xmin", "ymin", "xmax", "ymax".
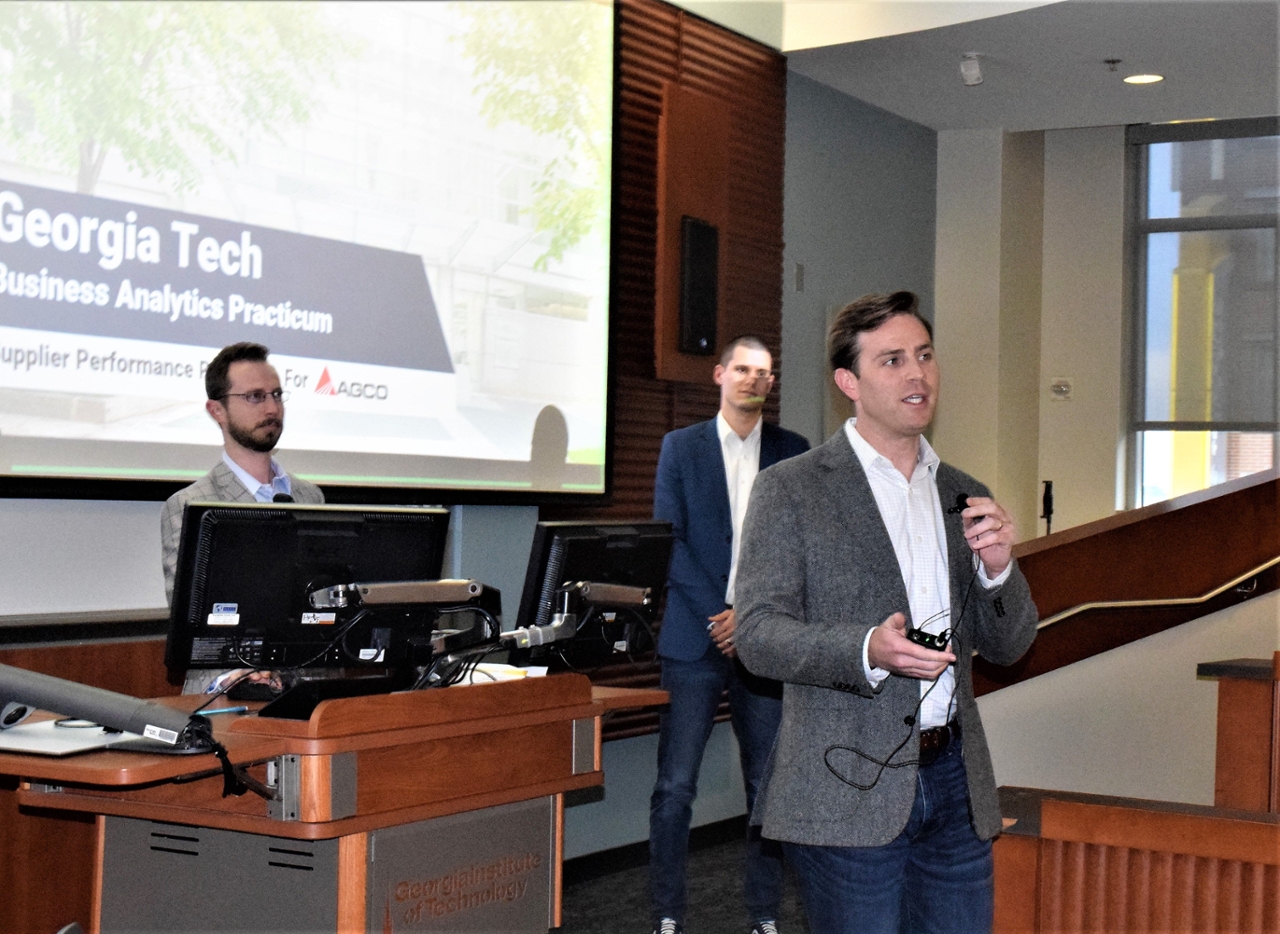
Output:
[
  {"xmin": 675, "ymin": 0, "xmax": 1060, "ymax": 50},
  {"xmin": 788, "ymin": 1, "xmax": 1279, "ymax": 130},
  {"xmin": 673, "ymin": 0, "xmax": 1280, "ymax": 132}
]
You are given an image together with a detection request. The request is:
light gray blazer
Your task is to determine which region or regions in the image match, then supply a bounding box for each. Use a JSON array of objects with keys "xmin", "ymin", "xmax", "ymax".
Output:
[
  {"xmin": 734, "ymin": 431, "xmax": 1038, "ymax": 847},
  {"xmin": 160, "ymin": 459, "xmax": 324, "ymax": 604}
]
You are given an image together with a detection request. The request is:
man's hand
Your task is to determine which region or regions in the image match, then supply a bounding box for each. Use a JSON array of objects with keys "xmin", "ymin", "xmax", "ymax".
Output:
[
  {"xmin": 960, "ymin": 495, "xmax": 1016, "ymax": 578},
  {"xmin": 708, "ymin": 608, "xmax": 737, "ymax": 658},
  {"xmin": 867, "ymin": 612, "xmax": 955, "ymax": 680},
  {"xmin": 246, "ymin": 669, "xmax": 284, "ymax": 691}
]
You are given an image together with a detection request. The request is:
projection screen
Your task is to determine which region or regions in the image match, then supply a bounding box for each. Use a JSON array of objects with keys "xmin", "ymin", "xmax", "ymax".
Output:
[{"xmin": 0, "ymin": 0, "xmax": 615, "ymax": 496}]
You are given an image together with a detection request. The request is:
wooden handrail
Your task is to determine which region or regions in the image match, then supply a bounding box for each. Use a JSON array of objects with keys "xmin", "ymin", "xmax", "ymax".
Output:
[
  {"xmin": 976, "ymin": 469, "xmax": 1280, "ymax": 695},
  {"xmin": 1035, "ymin": 553, "xmax": 1280, "ymax": 629},
  {"xmin": 1013, "ymin": 467, "xmax": 1280, "ymax": 616}
]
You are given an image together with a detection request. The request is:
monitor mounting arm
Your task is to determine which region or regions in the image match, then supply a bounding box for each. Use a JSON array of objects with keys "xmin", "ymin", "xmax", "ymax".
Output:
[
  {"xmin": 308, "ymin": 578, "xmax": 485, "ymax": 609},
  {"xmin": 502, "ymin": 580, "xmax": 652, "ymax": 649}
]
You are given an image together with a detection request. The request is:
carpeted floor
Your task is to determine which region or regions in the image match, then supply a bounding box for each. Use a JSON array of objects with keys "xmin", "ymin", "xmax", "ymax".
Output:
[{"xmin": 559, "ymin": 818, "xmax": 810, "ymax": 934}]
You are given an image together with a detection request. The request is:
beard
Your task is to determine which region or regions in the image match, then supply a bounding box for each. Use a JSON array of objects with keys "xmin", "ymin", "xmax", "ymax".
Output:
[{"xmin": 228, "ymin": 416, "xmax": 282, "ymax": 453}]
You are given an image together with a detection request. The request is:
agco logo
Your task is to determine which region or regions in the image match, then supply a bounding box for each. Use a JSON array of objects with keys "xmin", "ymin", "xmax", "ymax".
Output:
[{"xmin": 314, "ymin": 366, "xmax": 389, "ymax": 400}]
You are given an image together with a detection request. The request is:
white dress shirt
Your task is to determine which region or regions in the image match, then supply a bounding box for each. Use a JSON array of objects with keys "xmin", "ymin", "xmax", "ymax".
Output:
[
  {"xmin": 221, "ymin": 452, "xmax": 293, "ymax": 503},
  {"xmin": 845, "ymin": 420, "xmax": 1008, "ymax": 729},
  {"xmin": 717, "ymin": 412, "xmax": 762, "ymax": 606}
]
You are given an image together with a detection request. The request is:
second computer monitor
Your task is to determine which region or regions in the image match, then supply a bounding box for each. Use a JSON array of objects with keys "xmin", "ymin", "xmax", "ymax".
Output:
[{"xmin": 515, "ymin": 520, "xmax": 673, "ymax": 668}]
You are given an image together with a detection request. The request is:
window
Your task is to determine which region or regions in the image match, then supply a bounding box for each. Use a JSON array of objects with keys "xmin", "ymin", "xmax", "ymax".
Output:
[{"xmin": 1129, "ymin": 119, "xmax": 1279, "ymax": 506}]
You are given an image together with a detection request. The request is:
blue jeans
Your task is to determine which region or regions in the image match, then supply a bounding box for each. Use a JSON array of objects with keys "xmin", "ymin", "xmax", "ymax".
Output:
[
  {"xmin": 649, "ymin": 644, "xmax": 784, "ymax": 925},
  {"xmin": 783, "ymin": 735, "xmax": 993, "ymax": 934}
]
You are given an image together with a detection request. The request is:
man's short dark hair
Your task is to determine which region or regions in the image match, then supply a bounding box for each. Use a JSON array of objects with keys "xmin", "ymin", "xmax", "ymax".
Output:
[
  {"xmin": 828, "ymin": 292, "xmax": 933, "ymax": 377},
  {"xmin": 719, "ymin": 335, "xmax": 771, "ymax": 368},
  {"xmin": 205, "ymin": 342, "xmax": 271, "ymax": 400}
]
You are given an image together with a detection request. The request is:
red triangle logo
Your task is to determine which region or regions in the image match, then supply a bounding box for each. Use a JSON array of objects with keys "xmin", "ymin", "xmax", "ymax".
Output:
[{"xmin": 314, "ymin": 367, "xmax": 337, "ymax": 395}]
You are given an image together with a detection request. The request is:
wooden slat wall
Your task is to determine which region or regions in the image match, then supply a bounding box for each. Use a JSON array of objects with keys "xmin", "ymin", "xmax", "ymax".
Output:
[
  {"xmin": 548, "ymin": 0, "xmax": 787, "ymax": 524},
  {"xmin": 1038, "ymin": 842, "xmax": 1279, "ymax": 932},
  {"xmin": 544, "ymin": 0, "xmax": 789, "ymax": 739},
  {"xmin": 995, "ymin": 787, "xmax": 1280, "ymax": 934}
]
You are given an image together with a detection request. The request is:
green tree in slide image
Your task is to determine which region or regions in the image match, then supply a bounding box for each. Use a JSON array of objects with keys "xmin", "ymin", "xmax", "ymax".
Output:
[
  {"xmin": 455, "ymin": 1, "xmax": 612, "ymax": 271},
  {"xmin": 0, "ymin": 1, "xmax": 354, "ymax": 195}
]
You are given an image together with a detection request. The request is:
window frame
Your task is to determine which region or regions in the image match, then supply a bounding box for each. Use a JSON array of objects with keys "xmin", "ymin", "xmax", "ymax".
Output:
[{"xmin": 1126, "ymin": 117, "xmax": 1280, "ymax": 506}]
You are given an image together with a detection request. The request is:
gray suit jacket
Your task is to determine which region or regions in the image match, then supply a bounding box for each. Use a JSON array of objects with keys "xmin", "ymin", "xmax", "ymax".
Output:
[
  {"xmin": 734, "ymin": 431, "xmax": 1038, "ymax": 847},
  {"xmin": 160, "ymin": 460, "xmax": 324, "ymax": 603}
]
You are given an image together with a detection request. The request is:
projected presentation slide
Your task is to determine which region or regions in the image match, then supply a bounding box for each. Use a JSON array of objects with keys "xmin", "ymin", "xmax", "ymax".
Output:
[{"xmin": 0, "ymin": 0, "xmax": 613, "ymax": 493}]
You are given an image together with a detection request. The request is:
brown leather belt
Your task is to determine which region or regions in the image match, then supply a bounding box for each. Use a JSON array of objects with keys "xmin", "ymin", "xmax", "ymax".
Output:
[{"xmin": 918, "ymin": 720, "xmax": 961, "ymax": 767}]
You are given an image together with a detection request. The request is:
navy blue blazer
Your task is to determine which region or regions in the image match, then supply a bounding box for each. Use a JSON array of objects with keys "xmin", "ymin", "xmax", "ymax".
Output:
[{"xmin": 654, "ymin": 417, "xmax": 810, "ymax": 661}]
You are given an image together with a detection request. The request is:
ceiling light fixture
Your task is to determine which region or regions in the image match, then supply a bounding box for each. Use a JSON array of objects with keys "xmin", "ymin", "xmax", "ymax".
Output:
[
  {"xmin": 1124, "ymin": 73, "xmax": 1164, "ymax": 85},
  {"xmin": 960, "ymin": 52, "xmax": 983, "ymax": 87}
]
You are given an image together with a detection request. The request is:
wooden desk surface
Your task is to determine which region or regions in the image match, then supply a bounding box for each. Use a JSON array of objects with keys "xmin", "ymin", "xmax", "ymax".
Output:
[
  {"xmin": 0, "ymin": 697, "xmax": 279, "ymax": 787},
  {"xmin": 0, "ymin": 676, "xmax": 664, "ymax": 785}
]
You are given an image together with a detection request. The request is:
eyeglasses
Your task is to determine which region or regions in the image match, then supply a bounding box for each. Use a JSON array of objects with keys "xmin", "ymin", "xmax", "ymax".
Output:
[{"xmin": 222, "ymin": 389, "xmax": 288, "ymax": 405}]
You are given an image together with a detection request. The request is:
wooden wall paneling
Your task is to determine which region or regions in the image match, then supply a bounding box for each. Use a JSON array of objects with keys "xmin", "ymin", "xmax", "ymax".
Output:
[
  {"xmin": 0, "ymin": 775, "xmax": 97, "ymax": 934},
  {"xmin": 974, "ymin": 566, "xmax": 1280, "ymax": 696},
  {"xmin": 0, "ymin": 637, "xmax": 178, "ymax": 698},
  {"xmin": 992, "ymin": 833, "xmax": 1040, "ymax": 934},
  {"xmin": 545, "ymin": 0, "xmax": 788, "ymax": 738},
  {"xmin": 655, "ymin": 82, "xmax": 732, "ymax": 381},
  {"xmin": 976, "ymin": 472, "xmax": 1280, "ymax": 695},
  {"xmin": 998, "ymin": 787, "xmax": 1280, "ymax": 933},
  {"xmin": 595, "ymin": 0, "xmax": 787, "ymax": 523},
  {"xmin": 1015, "ymin": 471, "xmax": 1280, "ymax": 619},
  {"xmin": 1214, "ymin": 677, "xmax": 1276, "ymax": 812}
]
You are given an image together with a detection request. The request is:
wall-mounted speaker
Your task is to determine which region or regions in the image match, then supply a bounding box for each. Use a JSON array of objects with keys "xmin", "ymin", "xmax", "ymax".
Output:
[{"xmin": 679, "ymin": 216, "xmax": 718, "ymax": 355}]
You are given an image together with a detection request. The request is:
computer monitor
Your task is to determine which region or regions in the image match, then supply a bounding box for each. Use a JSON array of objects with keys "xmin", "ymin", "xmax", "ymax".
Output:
[
  {"xmin": 166, "ymin": 503, "xmax": 451, "ymax": 676},
  {"xmin": 514, "ymin": 520, "xmax": 673, "ymax": 669}
]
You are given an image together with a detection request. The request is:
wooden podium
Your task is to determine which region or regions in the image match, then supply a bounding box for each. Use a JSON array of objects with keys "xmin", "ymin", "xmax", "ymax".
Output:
[
  {"xmin": 1197, "ymin": 652, "xmax": 1280, "ymax": 813},
  {"xmin": 0, "ymin": 674, "xmax": 664, "ymax": 934}
]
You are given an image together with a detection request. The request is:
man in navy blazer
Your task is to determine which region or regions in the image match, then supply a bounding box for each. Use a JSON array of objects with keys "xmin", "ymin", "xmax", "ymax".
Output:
[{"xmin": 649, "ymin": 336, "xmax": 810, "ymax": 934}]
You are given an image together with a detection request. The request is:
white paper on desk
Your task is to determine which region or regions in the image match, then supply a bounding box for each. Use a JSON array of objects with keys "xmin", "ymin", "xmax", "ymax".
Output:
[
  {"xmin": 0, "ymin": 719, "xmax": 144, "ymax": 756},
  {"xmin": 463, "ymin": 664, "xmax": 548, "ymax": 684}
]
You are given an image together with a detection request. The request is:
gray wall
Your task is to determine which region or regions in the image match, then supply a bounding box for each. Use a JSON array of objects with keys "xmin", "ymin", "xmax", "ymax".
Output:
[
  {"xmin": 0, "ymin": 498, "xmax": 167, "ymax": 615},
  {"xmin": 781, "ymin": 72, "xmax": 937, "ymax": 445},
  {"xmin": 441, "ymin": 504, "xmax": 539, "ymax": 627},
  {"xmin": 0, "ymin": 499, "xmax": 537, "ymax": 622},
  {"xmin": 981, "ymin": 590, "xmax": 1280, "ymax": 805}
]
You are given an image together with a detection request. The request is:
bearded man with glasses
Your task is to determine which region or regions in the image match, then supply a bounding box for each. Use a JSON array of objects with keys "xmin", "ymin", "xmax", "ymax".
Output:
[{"xmin": 160, "ymin": 342, "xmax": 324, "ymax": 691}]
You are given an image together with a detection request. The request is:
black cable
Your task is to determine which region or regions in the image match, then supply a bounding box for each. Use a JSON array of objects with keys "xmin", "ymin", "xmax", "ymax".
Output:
[
  {"xmin": 434, "ymin": 604, "xmax": 500, "ymax": 640},
  {"xmin": 411, "ymin": 640, "xmax": 506, "ymax": 690},
  {"xmin": 823, "ymin": 565, "xmax": 980, "ymax": 791}
]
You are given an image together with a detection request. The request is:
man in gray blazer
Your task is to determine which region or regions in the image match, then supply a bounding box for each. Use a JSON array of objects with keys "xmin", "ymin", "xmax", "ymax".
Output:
[
  {"xmin": 735, "ymin": 292, "xmax": 1038, "ymax": 934},
  {"xmin": 161, "ymin": 342, "xmax": 322, "ymax": 690}
]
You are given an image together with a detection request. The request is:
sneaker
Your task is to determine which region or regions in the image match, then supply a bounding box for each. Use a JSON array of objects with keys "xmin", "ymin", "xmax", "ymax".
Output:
[
  {"xmin": 653, "ymin": 919, "xmax": 682, "ymax": 934},
  {"xmin": 750, "ymin": 923, "xmax": 779, "ymax": 934}
]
